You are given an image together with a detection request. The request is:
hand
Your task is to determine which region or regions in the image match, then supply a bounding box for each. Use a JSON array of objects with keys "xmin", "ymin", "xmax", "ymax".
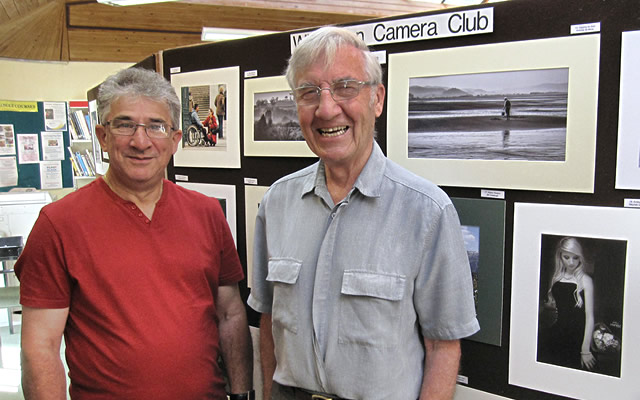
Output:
[{"xmin": 581, "ymin": 352, "xmax": 596, "ymax": 370}]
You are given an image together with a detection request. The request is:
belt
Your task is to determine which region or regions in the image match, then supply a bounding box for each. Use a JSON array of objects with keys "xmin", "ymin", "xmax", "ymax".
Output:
[{"xmin": 284, "ymin": 385, "xmax": 349, "ymax": 400}]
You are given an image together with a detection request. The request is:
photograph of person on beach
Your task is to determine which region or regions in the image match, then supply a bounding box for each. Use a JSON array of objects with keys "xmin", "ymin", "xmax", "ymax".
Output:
[{"xmin": 408, "ymin": 68, "xmax": 568, "ymax": 161}]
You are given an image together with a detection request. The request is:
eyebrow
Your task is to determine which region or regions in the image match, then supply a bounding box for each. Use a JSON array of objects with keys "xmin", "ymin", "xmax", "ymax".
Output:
[
  {"xmin": 296, "ymin": 77, "xmax": 360, "ymax": 87},
  {"xmin": 112, "ymin": 116, "xmax": 167, "ymax": 124}
]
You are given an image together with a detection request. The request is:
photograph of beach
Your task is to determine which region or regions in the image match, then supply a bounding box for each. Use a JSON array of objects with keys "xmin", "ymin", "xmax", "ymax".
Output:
[{"xmin": 408, "ymin": 68, "xmax": 569, "ymax": 161}]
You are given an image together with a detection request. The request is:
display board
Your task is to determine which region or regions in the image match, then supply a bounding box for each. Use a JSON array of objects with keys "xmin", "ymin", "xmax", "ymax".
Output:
[
  {"xmin": 0, "ymin": 101, "xmax": 74, "ymax": 191},
  {"xmin": 157, "ymin": 1, "xmax": 640, "ymax": 398}
]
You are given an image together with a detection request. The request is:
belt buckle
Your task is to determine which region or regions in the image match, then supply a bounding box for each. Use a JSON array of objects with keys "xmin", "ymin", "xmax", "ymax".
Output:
[{"xmin": 311, "ymin": 396, "xmax": 334, "ymax": 400}]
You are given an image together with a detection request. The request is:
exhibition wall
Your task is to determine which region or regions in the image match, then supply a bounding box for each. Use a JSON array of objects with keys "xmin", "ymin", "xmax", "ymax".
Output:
[{"xmin": 154, "ymin": 0, "xmax": 640, "ymax": 398}]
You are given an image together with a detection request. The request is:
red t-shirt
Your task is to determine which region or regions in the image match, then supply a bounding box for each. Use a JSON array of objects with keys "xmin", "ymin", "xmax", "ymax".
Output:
[{"xmin": 16, "ymin": 178, "xmax": 244, "ymax": 399}]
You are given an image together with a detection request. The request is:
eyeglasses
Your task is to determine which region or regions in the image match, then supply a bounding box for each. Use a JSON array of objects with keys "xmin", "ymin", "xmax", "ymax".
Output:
[
  {"xmin": 104, "ymin": 119, "xmax": 174, "ymax": 139},
  {"xmin": 292, "ymin": 80, "xmax": 374, "ymax": 106}
]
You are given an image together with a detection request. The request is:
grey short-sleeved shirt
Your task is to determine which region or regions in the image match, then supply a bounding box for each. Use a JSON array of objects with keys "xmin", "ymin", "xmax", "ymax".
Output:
[{"xmin": 248, "ymin": 142, "xmax": 479, "ymax": 400}]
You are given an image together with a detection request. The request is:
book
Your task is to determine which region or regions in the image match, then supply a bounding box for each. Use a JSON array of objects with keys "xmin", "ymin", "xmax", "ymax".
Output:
[{"xmin": 67, "ymin": 147, "xmax": 82, "ymax": 176}]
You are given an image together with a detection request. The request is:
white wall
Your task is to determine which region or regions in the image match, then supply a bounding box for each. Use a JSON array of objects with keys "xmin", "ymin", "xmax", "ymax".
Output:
[{"xmin": 0, "ymin": 58, "xmax": 132, "ymax": 101}]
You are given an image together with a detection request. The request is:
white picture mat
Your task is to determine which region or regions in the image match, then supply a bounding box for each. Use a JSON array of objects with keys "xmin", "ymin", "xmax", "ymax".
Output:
[
  {"xmin": 243, "ymin": 75, "xmax": 315, "ymax": 157},
  {"xmin": 615, "ymin": 30, "xmax": 640, "ymax": 189},
  {"xmin": 244, "ymin": 185, "xmax": 269, "ymax": 287},
  {"xmin": 176, "ymin": 182, "xmax": 237, "ymax": 244},
  {"xmin": 510, "ymin": 203, "xmax": 640, "ymax": 400},
  {"xmin": 171, "ymin": 67, "xmax": 241, "ymax": 168},
  {"xmin": 387, "ymin": 34, "xmax": 600, "ymax": 193}
]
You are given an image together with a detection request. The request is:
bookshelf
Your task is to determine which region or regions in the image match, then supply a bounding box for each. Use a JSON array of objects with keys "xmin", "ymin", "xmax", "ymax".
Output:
[{"xmin": 67, "ymin": 101, "xmax": 97, "ymax": 189}]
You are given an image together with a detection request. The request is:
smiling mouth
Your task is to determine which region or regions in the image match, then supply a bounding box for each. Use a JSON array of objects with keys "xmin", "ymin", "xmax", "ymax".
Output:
[{"xmin": 317, "ymin": 126, "xmax": 348, "ymax": 137}]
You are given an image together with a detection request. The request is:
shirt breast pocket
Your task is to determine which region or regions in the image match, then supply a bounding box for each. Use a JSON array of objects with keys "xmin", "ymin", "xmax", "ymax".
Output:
[
  {"xmin": 339, "ymin": 270, "xmax": 406, "ymax": 348},
  {"xmin": 267, "ymin": 258, "xmax": 302, "ymax": 333}
]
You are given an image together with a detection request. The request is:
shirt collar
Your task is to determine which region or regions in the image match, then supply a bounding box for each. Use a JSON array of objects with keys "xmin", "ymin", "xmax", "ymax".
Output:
[{"xmin": 301, "ymin": 141, "xmax": 385, "ymax": 199}]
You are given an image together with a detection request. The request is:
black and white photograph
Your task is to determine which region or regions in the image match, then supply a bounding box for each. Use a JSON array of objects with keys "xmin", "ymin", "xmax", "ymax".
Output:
[
  {"xmin": 171, "ymin": 67, "xmax": 241, "ymax": 168},
  {"xmin": 511, "ymin": 203, "xmax": 640, "ymax": 400},
  {"xmin": 408, "ymin": 68, "xmax": 568, "ymax": 161},
  {"xmin": 243, "ymin": 75, "xmax": 315, "ymax": 157},
  {"xmin": 537, "ymin": 234, "xmax": 625, "ymax": 378},
  {"xmin": 387, "ymin": 34, "xmax": 600, "ymax": 192},
  {"xmin": 253, "ymin": 90, "xmax": 301, "ymax": 141}
]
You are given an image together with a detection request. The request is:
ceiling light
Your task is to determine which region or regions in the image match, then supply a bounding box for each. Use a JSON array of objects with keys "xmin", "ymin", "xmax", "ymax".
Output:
[
  {"xmin": 201, "ymin": 27, "xmax": 276, "ymax": 42},
  {"xmin": 96, "ymin": 0, "xmax": 178, "ymax": 6},
  {"xmin": 409, "ymin": 0, "xmax": 506, "ymax": 4}
]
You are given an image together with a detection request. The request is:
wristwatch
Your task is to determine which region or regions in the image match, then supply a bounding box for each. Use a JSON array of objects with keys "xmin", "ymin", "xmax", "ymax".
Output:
[{"xmin": 228, "ymin": 390, "xmax": 255, "ymax": 400}]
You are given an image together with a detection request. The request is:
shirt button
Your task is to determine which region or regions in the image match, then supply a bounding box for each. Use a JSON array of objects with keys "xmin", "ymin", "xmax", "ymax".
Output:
[
  {"xmin": 138, "ymin": 213, "xmax": 143, "ymax": 217},
  {"xmin": 331, "ymin": 213, "xmax": 336, "ymax": 218}
]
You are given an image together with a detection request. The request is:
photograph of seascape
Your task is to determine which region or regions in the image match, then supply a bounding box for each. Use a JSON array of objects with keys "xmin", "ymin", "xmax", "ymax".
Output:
[{"xmin": 408, "ymin": 68, "xmax": 569, "ymax": 161}]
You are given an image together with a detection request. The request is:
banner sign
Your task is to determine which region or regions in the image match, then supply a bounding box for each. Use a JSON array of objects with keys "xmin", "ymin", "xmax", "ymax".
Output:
[
  {"xmin": 291, "ymin": 8, "xmax": 493, "ymax": 53},
  {"xmin": 0, "ymin": 101, "xmax": 38, "ymax": 112}
]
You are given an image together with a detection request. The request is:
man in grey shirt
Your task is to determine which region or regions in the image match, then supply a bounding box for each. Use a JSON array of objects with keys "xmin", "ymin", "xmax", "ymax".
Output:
[{"xmin": 248, "ymin": 26, "xmax": 479, "ymax": 400}]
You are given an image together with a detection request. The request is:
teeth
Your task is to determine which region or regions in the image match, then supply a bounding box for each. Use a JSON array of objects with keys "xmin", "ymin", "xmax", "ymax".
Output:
[{"xmin": 318, "ymin": 126, "xmax": 348, "ymax": 137}]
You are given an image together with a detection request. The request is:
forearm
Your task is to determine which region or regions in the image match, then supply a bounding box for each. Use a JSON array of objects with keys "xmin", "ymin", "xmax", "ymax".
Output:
[
  {"xmin": 21, "ymin": 344, "xmax": 67, "ymax": 399},
  {"xmin": 582, "ymin": 315, "xmax": 595, "ymax": 353},
  {"xmin": 420, "ymin": 339, "xmax": 461, "ymax": 400},
  {"xmin": 259, "ymin": 313, "xmax": 276, "ymax": 400},
  {"xmin": 219, "ymin": 311, "xmax": 253, "ymax": 393}
]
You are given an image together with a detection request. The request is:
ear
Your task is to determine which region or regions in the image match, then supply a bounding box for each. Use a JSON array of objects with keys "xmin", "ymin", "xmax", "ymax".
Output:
[
  {"xmin": 374, "ymin": 83, "xmax": 385, "ymax": 118},
  {"xmin": 95, "ymin": 124, "xmax": 108, "ymax": 149},
  {"xmin": 171, "ymin": 129, "xmax": 183, "ymax": 154}
]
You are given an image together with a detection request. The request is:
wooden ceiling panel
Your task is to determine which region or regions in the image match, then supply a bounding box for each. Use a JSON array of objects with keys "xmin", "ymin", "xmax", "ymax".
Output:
[
  {"xmin": 68, "ymin": 28, "xmax": 201, "ymax": 61},
  {"xmin": 0, "ymin": 0, "xmax": 449, "ymax": 62},
  {"xmin": 0, "ymin": 1, "xmax": 63, "ymax": 60}
]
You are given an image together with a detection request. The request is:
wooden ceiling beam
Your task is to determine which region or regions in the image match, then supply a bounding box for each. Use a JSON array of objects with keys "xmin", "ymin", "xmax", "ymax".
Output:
[{"xmin": 67, "ymin": 2, "xmax": 371, "ymax": 33}]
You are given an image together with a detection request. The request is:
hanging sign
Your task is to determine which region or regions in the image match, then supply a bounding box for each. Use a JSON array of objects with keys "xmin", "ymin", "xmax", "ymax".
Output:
[{"xmin": 291, "ymin": 7, "xmax": 493, "ymax": 53}]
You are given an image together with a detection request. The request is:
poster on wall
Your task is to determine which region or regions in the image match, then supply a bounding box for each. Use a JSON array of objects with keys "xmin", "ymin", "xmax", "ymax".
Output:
[
  {"xmin": 171, "ymin": 67, "xmax": 241, "ymax": 168},
  {"xmin": 176, "ymin": 182, "xmax": 237, "ymax": 244},
  {"xmin": 387, "ymin": 34, "xmax": 600, "ymax": 193},
  {"xmin": 43, "ymin": 101, "xmax": 68, "ymax": 131},
  {"xmin": 0, "ymin": 124, "xmax": 16, "ymax": 156},
  {"xmin": 451, "ymin": 197, "xmax": 505, "ymax": 346},
  {"xmin": 243, "ymin": 76, "xmax": 314, "ymax": 158},
  {"xmin": 510, "ymin": 203, "xmax": 640, "ymax": 400},
  {"xmin": 615, "ymin": 30, "xmax": 640, "ymax": 189},
  {"xmin": 17, "ymin": 134, "xmax": 39, "ymax": 164},
  {"xmin": 244, "ymin": 185, "xmax": 269, "ymax": 287}
]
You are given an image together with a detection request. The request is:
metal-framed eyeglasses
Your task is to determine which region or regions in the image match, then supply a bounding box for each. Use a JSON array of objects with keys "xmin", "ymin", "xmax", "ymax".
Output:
[
  {"xmin": 104, "ymin": 119, "xmax": 175, "ymax": 139},
  {"xmin": 292, "ymin": 80, "xmax": 374, "ymax": 106}
]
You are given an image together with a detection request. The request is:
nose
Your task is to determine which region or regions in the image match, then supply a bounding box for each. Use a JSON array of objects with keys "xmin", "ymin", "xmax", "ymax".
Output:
[
  {"xmin": 314, "ymin": 87, "xmax": 341, "ymax": 120},
  {"xmin": 130, "ymin": 125, "xmax": 152, "ymax": 148}
]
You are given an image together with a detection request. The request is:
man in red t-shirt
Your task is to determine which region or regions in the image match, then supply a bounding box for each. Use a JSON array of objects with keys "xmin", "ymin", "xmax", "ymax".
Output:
[{"xmin": 16, "ymin": 68, "xmax": 254, "ymax": 400}]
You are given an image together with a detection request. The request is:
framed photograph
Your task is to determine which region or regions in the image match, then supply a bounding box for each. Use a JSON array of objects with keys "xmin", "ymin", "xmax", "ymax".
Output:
[
  {"xmin": 244, "ymin": 185, "xmax": 269, "ymax": 287},
  {"xmin": 615, "ymin": 30, "xmax": 640, "ymax": 189},
  {"xmin": 243, "ymin": 75, "xmax": 315, "ymax": 157},
  {"xmin": 451, "ymin": 197, "xmax": 505, "ymax": 346},
  {"xmin": 387, "ymin": 34, "xmax": 600, "ymax": 193},
  {"xmin": 171, "ymin": 67, "xmax": 241, "ymax": 168},
  {"xmin": 176, "ymin": 182, "xmax": 237, "ymax": 244},
  {"xmin": 510, "ymin": 203, "xmax": 640, "ymax": 399}
]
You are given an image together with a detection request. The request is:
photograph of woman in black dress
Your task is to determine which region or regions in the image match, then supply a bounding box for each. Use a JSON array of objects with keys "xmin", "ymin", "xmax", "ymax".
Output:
[{"xmin": 537, "ymin": 235, "xmax": 625, "ymax": 377}]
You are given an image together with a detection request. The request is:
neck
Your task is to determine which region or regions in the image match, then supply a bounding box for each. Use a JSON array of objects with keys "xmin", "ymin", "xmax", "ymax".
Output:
[
  {"xmin": 324, "ymin": 143, "xmax": 373, "ymax": 205},
  {"xmin": 103, "ymin": 173, "xmax": 163, "ymax": 219}
]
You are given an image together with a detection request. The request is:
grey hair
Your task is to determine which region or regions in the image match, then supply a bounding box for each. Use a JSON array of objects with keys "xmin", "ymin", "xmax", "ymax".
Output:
[
  {"xmin": 97, "ymin": 67, "xmax": 180, "ymax": 128},
  {"xmin": 285, "ymin": 26, "xmax": 382, "ymax": 90}
]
